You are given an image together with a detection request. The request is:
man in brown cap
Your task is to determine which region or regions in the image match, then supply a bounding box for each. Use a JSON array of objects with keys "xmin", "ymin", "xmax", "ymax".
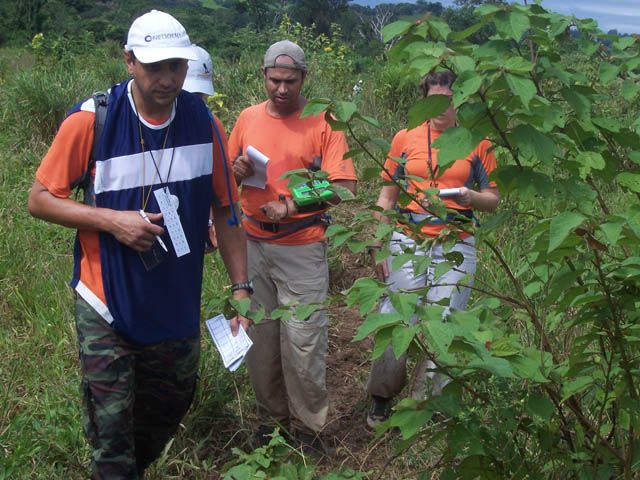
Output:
[{"xmin": 229, "ymin": 40, "xmax": 357, "ymax": 456}]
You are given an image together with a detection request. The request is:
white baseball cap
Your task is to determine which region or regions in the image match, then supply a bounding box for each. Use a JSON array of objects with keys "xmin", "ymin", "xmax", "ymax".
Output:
[
  {"xmin": 125, "ymin": 10, "xmax": 197, "ymax": 64},
  {"xmin": 183, "ymin": 45, "xmax": 215, "ymax": 96}
]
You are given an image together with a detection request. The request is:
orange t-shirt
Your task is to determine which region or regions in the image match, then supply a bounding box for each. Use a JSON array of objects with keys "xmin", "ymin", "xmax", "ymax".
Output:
[
  {"xmin": 36, "ymin": 109, "xmax": 236, "ymax": 305},
  {"xmin": 382, "ymin": 122, "xmax": 497, "ymax": 237},
  {"xmin": 228, "ymin": 101, "xmax": 357, "ymax": 245}
]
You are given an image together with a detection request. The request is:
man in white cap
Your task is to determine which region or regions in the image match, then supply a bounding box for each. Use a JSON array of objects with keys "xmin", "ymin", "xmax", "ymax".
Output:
[
  {"xmin": 28, "ymin": 10, "xmax": 249, "ymax": 479},
  {"xmin": 230, "ymin": 39, "xmax": 357, "ymax": 455},
  {"xmin": 183, "ymin": 44, "xmax": 216, "ymax": 100},
  {"xmin": 182, "ymin": 45, "xmax": 238, "ymax": 251}
]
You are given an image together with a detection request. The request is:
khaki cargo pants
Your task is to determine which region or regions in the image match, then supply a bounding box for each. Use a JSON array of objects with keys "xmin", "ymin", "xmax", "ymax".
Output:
[{"xmin": 246, "ymin": 240, "xmax": 329, "ymax": 433}]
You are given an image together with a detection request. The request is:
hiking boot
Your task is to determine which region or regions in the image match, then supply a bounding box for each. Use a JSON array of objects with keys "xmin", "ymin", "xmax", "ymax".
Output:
[
  {"xmin": 293, "ymin": 430, "xmax": 336, "ymax": 459},
  {"xmin": 366, "ymin": 395, "xmax": 392, "ymax": 428}
]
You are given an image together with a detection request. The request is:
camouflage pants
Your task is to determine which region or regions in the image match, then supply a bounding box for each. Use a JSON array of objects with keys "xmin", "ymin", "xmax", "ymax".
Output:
[{"xmin": 75, "ymin": 297, "xmax": 199, "ymax": 480}]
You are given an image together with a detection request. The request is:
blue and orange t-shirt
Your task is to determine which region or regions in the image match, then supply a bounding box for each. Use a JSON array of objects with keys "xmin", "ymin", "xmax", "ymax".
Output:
[{"xmin": 35, "ymin": 80, "xmax": 238, "ymax": 343}]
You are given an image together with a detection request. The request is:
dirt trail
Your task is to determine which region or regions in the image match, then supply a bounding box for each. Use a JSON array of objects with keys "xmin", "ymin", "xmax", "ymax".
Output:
[{"xmin": 319, "ymin": 253, "xmax": 401, "ymax": 476}]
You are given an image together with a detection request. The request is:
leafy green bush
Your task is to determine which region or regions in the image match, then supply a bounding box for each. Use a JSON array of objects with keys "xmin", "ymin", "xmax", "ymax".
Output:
[
  {"xmin": 310, "ymin": 3, "xmax": 640, "ymax": 478},
  {"xmin": 222, "ymin": 428, "xmax": 367, "ymax": 480}
]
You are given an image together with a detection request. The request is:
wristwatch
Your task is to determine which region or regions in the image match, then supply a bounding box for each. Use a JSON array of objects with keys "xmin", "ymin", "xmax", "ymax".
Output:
[{"xmin": 231, "ymin": 281, "xmax": 254, "ymax": 295}]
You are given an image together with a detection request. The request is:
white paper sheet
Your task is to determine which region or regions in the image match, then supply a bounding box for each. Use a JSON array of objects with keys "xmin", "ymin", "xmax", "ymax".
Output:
[
  {"xmin": 154, "ymin": 188, "xmax": 190, "ymax": 257},
  {"xmin": 205, "ymin": 314, "xmax": 253, "ymax": 371},
  {"xmin": 241, "ymin": 145, "xmax": 269, "ymax": 189}
]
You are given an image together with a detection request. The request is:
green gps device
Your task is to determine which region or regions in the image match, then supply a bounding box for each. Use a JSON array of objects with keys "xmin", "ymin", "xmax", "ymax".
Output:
[{"xmin": 291, "ymin": 180, "xmax": 333, "ymax": 206}]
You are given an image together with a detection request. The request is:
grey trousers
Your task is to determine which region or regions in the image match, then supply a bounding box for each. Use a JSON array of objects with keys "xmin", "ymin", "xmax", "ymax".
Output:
[
  {"xmin": 366, "ymin": 231, "xmax": 477, "ymax": 399},
  {"xmin": 245, "ymin": 240, "xmax": 329, "ymax": 433}
]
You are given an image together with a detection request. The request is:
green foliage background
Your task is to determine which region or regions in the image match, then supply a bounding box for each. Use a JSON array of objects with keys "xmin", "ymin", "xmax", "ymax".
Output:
[{"xmin": 1, "ymin": 1, "xmax": 640, "ymax": 479}]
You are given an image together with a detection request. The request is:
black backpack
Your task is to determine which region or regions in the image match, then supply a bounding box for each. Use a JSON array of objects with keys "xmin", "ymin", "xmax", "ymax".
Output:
[{"xmin": 71, "ymin": 91, "xmax": 109, "ymax": 206}]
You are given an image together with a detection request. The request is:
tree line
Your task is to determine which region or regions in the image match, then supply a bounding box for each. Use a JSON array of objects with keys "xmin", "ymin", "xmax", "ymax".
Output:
[{"xmin": 0, "ymin": 0, "xmax": 508, "ymax": 58}]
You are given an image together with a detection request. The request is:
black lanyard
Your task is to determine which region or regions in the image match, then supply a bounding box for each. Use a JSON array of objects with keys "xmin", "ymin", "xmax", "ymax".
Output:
[
  {"xmin": 131, "ymin": 88, "xmax": 177, "ymax": 209},
  {"xmin": 426, "ymin": 122, "xmax": 438, "ymax": 187}
]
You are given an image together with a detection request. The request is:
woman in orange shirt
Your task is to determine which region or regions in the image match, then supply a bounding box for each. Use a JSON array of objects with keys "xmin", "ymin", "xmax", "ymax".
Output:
[{"xmin": 365, "ymin": 71, "xmax": 500, "ymax": 428}]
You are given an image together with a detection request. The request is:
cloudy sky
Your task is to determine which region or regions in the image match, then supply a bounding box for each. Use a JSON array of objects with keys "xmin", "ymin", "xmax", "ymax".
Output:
[
  {"xmin": 524, "ymin": 0, "xmax": 639, "ymax": 33},
  {"xmin": 352, "ymin": 1, "xmax": 640, "ymax": 34}
]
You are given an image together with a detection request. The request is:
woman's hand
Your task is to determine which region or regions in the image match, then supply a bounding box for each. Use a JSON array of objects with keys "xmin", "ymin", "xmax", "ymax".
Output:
[
  {"xmin": 456, "ymin": 187, "xmax": 474, "ymax": 207},
  {"xmin": 369, "ymin": 245, "xmax": 389, "ymax": 282},
  {"xmin": 457, "ymin": 186, "xmax": 500, "ymax": 212}
]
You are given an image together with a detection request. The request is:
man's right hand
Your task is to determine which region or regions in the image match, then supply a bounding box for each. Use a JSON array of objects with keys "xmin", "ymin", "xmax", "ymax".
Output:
[
  {"xmin": 232, "ymin": 155, "xmax": 254, "ymax": 183},
  {"xmin": 110, "ymin": 211, "xmax": 164, "ymax": 252}
]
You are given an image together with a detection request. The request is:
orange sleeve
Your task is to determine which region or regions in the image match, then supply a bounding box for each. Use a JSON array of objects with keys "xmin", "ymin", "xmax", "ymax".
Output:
[
  {"xmin": 380, "ymin": 130, "xmax": 407, "ymax": 181},
  {"xmin": 320, "ymin": 123, "xmax": 357, "ymax": 182},
  {"xmin": 211, "ymin": 114, "xmax": 239, "ymax": 206},
  {"xmin": 35, "ymin": 111, "xmax": 94, "ymax": 198},
  {"xmin": 227, "ymin": 113, "xmax": 244, "ymax": 163}
]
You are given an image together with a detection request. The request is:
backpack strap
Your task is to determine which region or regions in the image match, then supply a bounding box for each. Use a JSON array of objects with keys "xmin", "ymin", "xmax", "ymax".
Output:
[{"xmin": 71, "ymin": 91, "xmax": 109, "ymax": 206}]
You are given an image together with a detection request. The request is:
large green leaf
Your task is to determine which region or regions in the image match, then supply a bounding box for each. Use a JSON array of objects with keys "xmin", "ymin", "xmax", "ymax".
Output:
[
  {"xmin": 598, "ymin": 62, "xmax": 620, "ymax": 85},
  {"xmin": 509, "ymin": 124, "xmax": 557, "ymax": 164},
  {"xmin": 423, "ymin": 319, "xmax": 454, "ymax": 358},
  {"xmin": 495, "ymin": 10, "xmax": 530, "ymax": 41},
  {"xmin": 390, "ymin": 408, "xmax": 432, "ymax": 439},
  {"xmin": 622, "ymin": 80, "xmax": 640, "ymax": 102},
  {"xmin": 504, "ymin": 56, "xmax": 535, "ymax": 74},
  {"xmin": 325, "ymin": 224, "xmax": 357, "ymax": 247},
  {"xmin": 450, "ymin": 55, "xmax": 476, "ymax": 74},
  {"xmin": 372, "ymin": 327, "xmax": 394, "ymax": 360},
  {"xmin": 561, "ymin": 376, "xmax": 594, "ymax": 402},
  {"xmin": 468, "ymin": 354, "xmax": 515, "ymax": 378},
  {"xmin": 592, "ymin": 117, "xmax": 621, "ymax": 133},
  {"xmin": 295, "ymin": 303, "xmax": 321, "ymax": 321},
  {"xmin": 382, "ymin": 20, "xmax": 413, "ymax": 43},
  {"xmin": 615, "ymin": 36, "xmax": 636, "ymax": 50},
  {"xmin": 617, "ymin": 172, "xmax": 640, "ymax": 192},
  {"xmin": 548, "ymin": 211, "xmax": 586, "ymax": 253},
  {"xmin": 450, "ymin": 22, "xmax": 485, "ymax": 42},
  {"xmin": 427, "ymin": 16, "xmax": 451, "ymax": 40},
  {"xmin": 392, "ymin": 325, "xmax": 419, "ymax": 359},
  {"xmin": 353, "ymin": 312, "xmax": 403, "ymax": 342},
  {"xmin": 599, "ymin": 222, "xmax": 624, "ymax": 245},
  {"xmin": 301, "ymin": 98, "xmax": 330, "ymax": 118},
  {"xmin": 561, "ymin": 88, "xmax": 591, "ymax": 120},
  {"xmin": 431, "ymin": 127, "xmax": 482, "ymax": 171},
  {"xmin": 345, "ymin": 278, "xmax": 387, "ymax": 315},
  {"xmin": 453, "ymin": 70, "xmax": 483, "ymax": 108},
  {"xmin": 505, "ymin": 73, "xmax": 537, "ymax": 107},
  {"xmin": 576, "ymin": 151, "xmax": 605, "ymax": 179},
  {"xmin": 476, "ymin": 4, "xmax": 502, "ymax": 16},
  {"xmin": 390, "ymin": 292, "xmax": 419, "ymax": 319},
  {"xmin": 407, "ymin": 95, "xmax": 451, "ymax": 129},
  {"xmin": 526, "ymin": 394, "xmax": 556, "ymax": 421},
  {"xmin": 509, "ymin": 351, "xmax": 549, "ymax": 382},
  {"xmin": 409, "ymin": 57, "xmax": 440, "ymax": 77},
  {"xmin": 333, "ymin": 101, "xmax": 357, "ymax": 123}
]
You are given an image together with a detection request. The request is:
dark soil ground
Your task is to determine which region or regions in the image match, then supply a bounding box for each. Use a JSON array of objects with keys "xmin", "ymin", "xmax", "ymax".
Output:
[{"xmin": 320, "ymin": 251, "xmax": 407, "ymax": 478}]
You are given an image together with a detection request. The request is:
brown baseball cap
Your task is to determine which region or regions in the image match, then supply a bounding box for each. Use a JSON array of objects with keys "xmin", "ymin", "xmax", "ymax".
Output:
[{"xmin": 263, "ymin": 40, "xmax": 307, "ymax": 70}]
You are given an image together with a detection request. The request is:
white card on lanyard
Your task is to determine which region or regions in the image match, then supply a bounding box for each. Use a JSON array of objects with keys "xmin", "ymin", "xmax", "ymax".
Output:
[{"xmin": 154, "ymin": 188, "xmax": 190, "ymax": 257}]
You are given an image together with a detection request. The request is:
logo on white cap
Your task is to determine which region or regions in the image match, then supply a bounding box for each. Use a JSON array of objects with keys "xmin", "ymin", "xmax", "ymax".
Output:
[{"xmin": 125, "ymin": 10, "xmax": 197, "ymax": 64}]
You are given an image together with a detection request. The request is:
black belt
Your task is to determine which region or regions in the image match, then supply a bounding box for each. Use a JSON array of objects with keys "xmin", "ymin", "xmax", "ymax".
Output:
[{"xmin": 246, "ymin": 214, "xmax": 325, "ymax": 234}]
